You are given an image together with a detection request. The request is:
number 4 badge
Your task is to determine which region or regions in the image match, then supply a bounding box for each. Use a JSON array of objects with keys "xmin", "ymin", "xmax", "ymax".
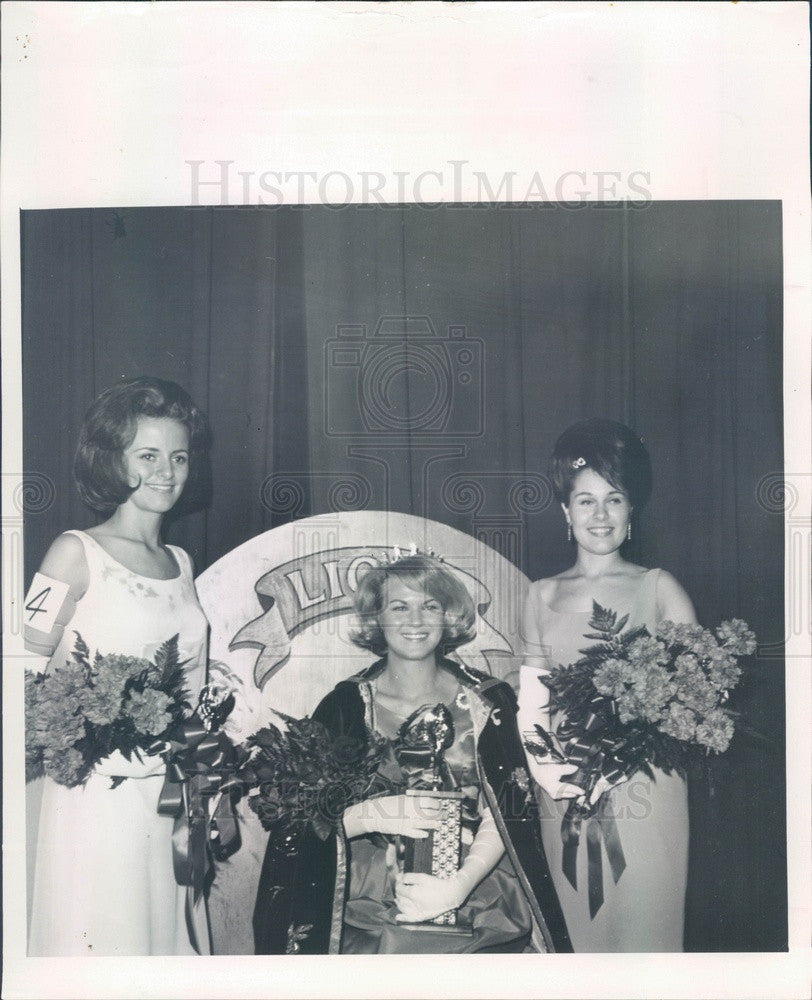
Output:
[{"xmin": 24, "ymin": 573, "xmax": 71, "ymax": 635}]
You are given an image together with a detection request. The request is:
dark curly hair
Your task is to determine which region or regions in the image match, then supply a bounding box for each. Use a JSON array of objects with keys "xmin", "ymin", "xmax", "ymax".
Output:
[
  {"xmin": 551, "ymin": 418, "xmax": 652, "ymax": 509},
  {"xmin": 349, "ymin": 554, "xmax": 477, "ymax": 658},
  {"xmin": 74, "ymin": 377, "xmax": 210, "ymax": 514}
]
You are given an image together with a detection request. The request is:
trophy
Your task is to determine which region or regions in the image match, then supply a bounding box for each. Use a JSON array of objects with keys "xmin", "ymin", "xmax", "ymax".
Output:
[{"xmin": 396, "ymin": 704, "xmax": 473, "ymax": 935}]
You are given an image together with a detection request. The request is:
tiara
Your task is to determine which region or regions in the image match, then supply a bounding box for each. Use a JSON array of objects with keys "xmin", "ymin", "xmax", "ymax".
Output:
[{"xmin": 382, "ymin": 543, "xmax": 445, "ymax": 565}]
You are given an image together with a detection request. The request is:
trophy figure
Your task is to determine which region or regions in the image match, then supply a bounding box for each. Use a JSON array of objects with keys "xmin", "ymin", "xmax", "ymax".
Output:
[{"xmin": 396, "ymin": 704, "xmax": 472, "ymax": 934}]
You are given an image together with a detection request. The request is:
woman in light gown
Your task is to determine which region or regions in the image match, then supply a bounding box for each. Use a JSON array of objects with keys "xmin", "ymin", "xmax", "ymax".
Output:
[
  {"xmin": 253, "ymin": 554, "xmax": 572, "ymax": 955},
  {"xmin": 26, "ymin": 377, "xmax": 211, "ymax": 956},
  {"xmin": 519, "ymin": 418, "xmax": 697, "ymax": 952}
]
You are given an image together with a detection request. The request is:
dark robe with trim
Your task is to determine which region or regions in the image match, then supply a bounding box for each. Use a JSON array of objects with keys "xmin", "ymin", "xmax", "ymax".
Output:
[{"xmin": 253, "ymin": 658, "xmax": 572, "ymax": 954}]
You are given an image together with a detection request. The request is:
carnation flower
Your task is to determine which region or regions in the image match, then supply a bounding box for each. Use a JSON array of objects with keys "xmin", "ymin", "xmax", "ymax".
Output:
[
  {"xmin": 656, "ymin": 620, "xmax": 678, "ymax": 644},
  {"xmin": 46, "ymin": 661, "xmax": 91, "ymax": 708},
  {"xmin": 657, "ymin": 621, "xmax": 704, "ymax": 648},
  {"xmin": 85, "ymin": 670, "xmax": 128, "ymax": 725},
  {"xmin": 659, "ymin": 702, "xmax": 698, "ymax": 741},
  {"xmin": 25, "ymin": 675, "xmax": 45, "ymax": 780},
  {"xmin": 626, "ymin": 635, "xmax": 669, "ymax": 668},
  {"xmin": 706, "ymin": 647, "xmax": 742, "ymax": 690},
  {"xmin": 615, "ymin": 688, "xmax": 645, "ymax": 724},
  {"xmin": 31, "ymin": 697, "xmax": 87, "ymax": 750},
  {"xmin": 715, "ymin": 619, "xmax": 757, "ymax": 657},
  {"xmin": 43, "ymin": 747, "xmax": 86, "ymax": 787},
  {"xmin": 592, "ymin": 657, "xmax": 633, "ymax": 698},
  {"xmin": 687, "ymin": 628, "xmax": 719, "ymax": 658},
  {"xmin": 25, "ymin": 670, "xmax": 40, "ymax": 711},
  {"xmin": 100, "ymin": 653, "xmax": 152, "ymax": 681},
  {"xmin": 677, "ymin": 677, "xmax": 719, "ymax": 716},
  {"xmin": 26, "ymin": 742, "xmax": 44, "ymax": 782},
  {"xmin": 125, "ymin": 688, "xmax": 174, "ymax": 736},
  {"xmin": 630, "ymin": 664, "xmax": 674, "ymax": 722},
  {"xmin": 695, "ymin": 709, "xmax": 735, "ymax": 753},
  {"xmin": 674, "ymin": 652, "xmax": 701, "ymax": 677}
]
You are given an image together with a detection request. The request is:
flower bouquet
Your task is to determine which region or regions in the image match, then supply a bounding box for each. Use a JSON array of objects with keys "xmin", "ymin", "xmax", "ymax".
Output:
[
  {"xmin": 236, "ymin": 715, "xmax": 395, "ymax": 853},
  {"xmin": 26, "ymin": 632, "xmax": 192, "ymax": 788},
  {"xmin": 523, "ymin": 604, "xmax": 756, "ymax": 915}
]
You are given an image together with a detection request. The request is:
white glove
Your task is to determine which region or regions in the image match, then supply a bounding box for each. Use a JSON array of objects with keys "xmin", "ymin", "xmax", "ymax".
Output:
[
  {"xmin": 206, "ymin": 659, "xmax": 259, "ymax": 741},
  {"xmin": 95, "ymin": 748, "xmax": 165, "ymax": 779},
  {"xmin": 394, "ymin": 806, "xmax": 504, "ymax": 922},
  {"xmin": 342, "ymin": 794, "xmax": 442, "ymax": 839},
  {"xmin": 394, "ymin": 871, "xmax": 467, "ymax": 921},
  {"xmin": 587, "ymin": 772, "xmax": 629, "ymax": 806}
]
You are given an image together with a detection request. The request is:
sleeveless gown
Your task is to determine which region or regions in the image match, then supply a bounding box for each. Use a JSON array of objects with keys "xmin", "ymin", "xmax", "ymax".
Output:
[
  {"xmin": 28, "ymin": 530, "xmax": 209, "ymax": 956},
  {"xmin": 522, "ymin": 568, "xmax": 689, "ymax": 952}
]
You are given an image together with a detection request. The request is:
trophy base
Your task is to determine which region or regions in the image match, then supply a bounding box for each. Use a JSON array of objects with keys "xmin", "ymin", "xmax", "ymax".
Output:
[{"xmin": 400, "ymin": 788, "xmax": 471, "ymax": 934}]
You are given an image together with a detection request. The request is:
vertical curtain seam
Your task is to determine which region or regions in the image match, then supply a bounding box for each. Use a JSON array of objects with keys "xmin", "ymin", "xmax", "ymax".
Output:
[
  {"xmin": 621, "ymin": 204, "xmax": 635, "ymax": 430},
  {"xmin": 266, "ymin": 215, "xmax": 278, "ymax": 532},
  {"xmin": 89, "ymin": 209, "xmax": 97, "ymax": 399},
  {"xmin": 399, "ymin": 207, "xmax": 416, "ymax": 513}
]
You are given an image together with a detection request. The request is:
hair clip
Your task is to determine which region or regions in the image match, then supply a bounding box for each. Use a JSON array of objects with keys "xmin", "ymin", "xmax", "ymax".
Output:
[{"xmin": 571, "ymin": 456, "xmax": 587, "ymax": 469}]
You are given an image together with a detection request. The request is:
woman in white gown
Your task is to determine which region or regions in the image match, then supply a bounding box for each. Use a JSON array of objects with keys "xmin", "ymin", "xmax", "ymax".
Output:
[
  {"xmin": 519, "ymin": 419, "xmax": 697, "ymax": 952},
  {"xmin": 25, "ymin": 377, "xmax": 211, "ymax": 956}
]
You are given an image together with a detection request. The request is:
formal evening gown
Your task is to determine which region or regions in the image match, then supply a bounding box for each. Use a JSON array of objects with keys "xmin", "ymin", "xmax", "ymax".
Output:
[
  {"xmin": 340, "ymin": 678, "xmax": 534, "ymax": 954},
  {"xmin": 521, "ymin": 568, "xmax": 689, "ymax": 952},
  {"xmin": 28, "ymin": 530, "xmax": 209, "ymax": 956}
]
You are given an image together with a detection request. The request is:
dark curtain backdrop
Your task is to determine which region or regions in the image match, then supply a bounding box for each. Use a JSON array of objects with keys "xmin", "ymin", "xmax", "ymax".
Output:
[{"xmin": 21, "ymin": 203, "xmax": 785, "ymax": 951}]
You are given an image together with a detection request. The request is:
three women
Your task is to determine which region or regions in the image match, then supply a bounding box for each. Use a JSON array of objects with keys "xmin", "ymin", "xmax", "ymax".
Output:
[{"xmin": 26, "ymin": 394, "xmax": 695, "ymax": 955}]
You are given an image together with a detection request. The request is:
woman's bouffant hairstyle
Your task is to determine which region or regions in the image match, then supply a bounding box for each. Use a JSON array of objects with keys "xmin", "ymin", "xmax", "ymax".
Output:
[
  {"xmin": 74, "ymin": 377, "xmax": 210, "ymax": 514},
  {"xmin": 349, "ymin": 554, "xmax": 477, "ymax": 658},
  {"xmin": 552, "ymin": 418, "xmax": 652, "ymax": 509}
]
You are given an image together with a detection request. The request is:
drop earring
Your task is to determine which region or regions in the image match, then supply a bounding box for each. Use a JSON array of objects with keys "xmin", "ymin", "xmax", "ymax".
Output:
[
  {"xmin": 626, "ymin": 522, "xmax": 632, "ymax": 541},
  {"xmin": 567, "ymin": 523, "xmax": 572, "ymax": 542}
]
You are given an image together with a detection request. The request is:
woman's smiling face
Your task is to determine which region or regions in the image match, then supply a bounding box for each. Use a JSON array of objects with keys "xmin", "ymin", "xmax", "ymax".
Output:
[
  {"xmin": 564, "ymin": 467, "xmax": 632, "ymax": 555},
  {"xmin": 121, "ymin": 416, "xmax": 190, "ymax": 514},
  {"xmin": 377, "ymin": 578, "xmax": 445, "ymax": 662}
]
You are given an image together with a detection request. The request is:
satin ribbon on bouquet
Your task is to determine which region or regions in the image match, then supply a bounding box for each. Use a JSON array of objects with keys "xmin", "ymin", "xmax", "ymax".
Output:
[
  {"xmin": 153, "ymin": 714, "xmax": 243, "ymax": 952},
  {"xmin": 555, "ymin": 695, "xmax": 628, "ymax": 918}
]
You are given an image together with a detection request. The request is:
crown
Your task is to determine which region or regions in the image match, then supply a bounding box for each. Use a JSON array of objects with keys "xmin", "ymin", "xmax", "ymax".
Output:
[{"xmin": 382, "ymin": 543, "xmax": 445, "ymax": 565}]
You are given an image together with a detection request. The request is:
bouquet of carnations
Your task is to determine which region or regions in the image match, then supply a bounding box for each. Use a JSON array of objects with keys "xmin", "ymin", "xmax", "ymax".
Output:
[
  {"xmin": 524, "ymin": 604, "xmax": 757, "ymax": 804},
  {"xmin": 236, "ymin": 715, "xmax": 396, "ymax": 852},
  {"xmin": 523, "ymin": 604, "xmax": 756, "ymax": 915},
  {"xmin": 25, "ymin": 631, "xmax": 192, "ymax": 787}
]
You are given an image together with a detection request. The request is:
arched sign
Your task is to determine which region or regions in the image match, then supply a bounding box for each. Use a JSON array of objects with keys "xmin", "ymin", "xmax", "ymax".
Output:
[{"xmin": 196, "ymin": 511, "xmax": 530, "ymax": 954}]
